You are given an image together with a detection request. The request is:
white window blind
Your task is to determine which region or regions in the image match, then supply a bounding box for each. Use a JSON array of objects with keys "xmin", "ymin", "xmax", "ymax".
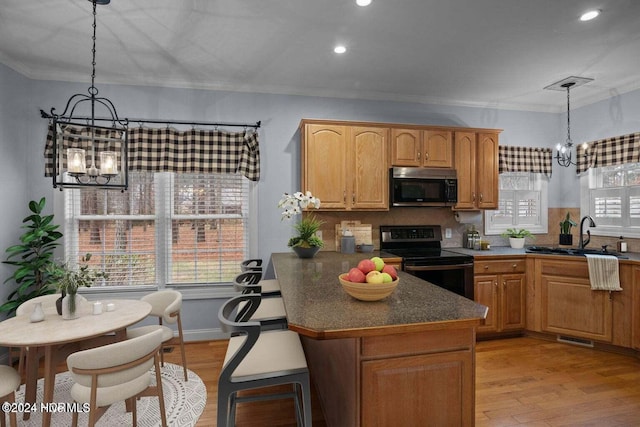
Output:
[
  {"xmin": 485, "ymin": 172, "xmax": 548, "ymax": 235},
  {"xmin": 65, "ymin": 171, "xmax": 250, "ymax": 289},
  {"xmin": 583, "ymin": 163, "xmax": 640, "ymax": 236}
]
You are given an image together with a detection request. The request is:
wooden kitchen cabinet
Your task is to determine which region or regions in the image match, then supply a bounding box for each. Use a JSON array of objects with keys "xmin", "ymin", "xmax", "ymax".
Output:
[
  {"xmin": 537, "ymin": 258, "xmax": 612, "ymax": 342},
  {"xmin": 301, "ymin": 122, "xmax": 388, "ymax": 210},
  {"xmin": 454, "ymin": 131, "xmax": 499, "ymax": 210},
  {"xmin": 474, "ymin": 258, "xmax": 526, "ymax": 334},
  {"xmin": 391, "ymin": 128, "xmax": 452, "ymax": 168}
]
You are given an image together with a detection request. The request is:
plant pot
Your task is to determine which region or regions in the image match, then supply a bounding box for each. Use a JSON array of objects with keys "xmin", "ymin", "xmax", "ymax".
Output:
[
  {"xmin": 509, "ymin": 237, "xmax": 526, "ymax": 249},
  {"xmin": 292, "ymin": 246, "xmax": 320, "ymax": 259},
  {"xmin": 559, "ymin": 234, "xmax": 573, "ymax": 246}
]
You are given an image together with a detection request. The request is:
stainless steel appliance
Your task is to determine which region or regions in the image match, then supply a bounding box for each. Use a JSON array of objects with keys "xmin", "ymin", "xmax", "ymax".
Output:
[
  {"xmin": 380, "ymin": 225, "xmax": 474, "ymax": 299},
  {"xmin": 389, "ymin": 167, "xmax": 457, "ymax": 207}
]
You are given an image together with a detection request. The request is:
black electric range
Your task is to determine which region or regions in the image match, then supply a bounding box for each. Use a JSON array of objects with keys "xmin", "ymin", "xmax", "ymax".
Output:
[{"xmin": 380, "ymin": 225, "xmax": 474, "ymax": 298}]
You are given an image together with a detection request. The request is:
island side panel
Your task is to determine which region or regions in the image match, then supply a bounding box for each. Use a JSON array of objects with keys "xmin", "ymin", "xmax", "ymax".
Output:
[{"xmin": 301, "ymin": 336, "xmax": 360, "ymax": 426}]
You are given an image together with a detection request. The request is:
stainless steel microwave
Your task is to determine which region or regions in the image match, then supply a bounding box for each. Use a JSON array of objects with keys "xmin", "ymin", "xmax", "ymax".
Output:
[{"xmin": 390, "ymin": 167, "xmax": 457, "ymax": 207}]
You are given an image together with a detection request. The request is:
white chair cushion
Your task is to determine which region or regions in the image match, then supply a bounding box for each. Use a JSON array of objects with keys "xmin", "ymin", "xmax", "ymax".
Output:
[
  {"xmin": 127, "ymin": 324, "xmax": 174, "ymax": 342},
  {"xmin": 225, "ymin": 330, "xmax": 307, "ymax": 380},
  {"xmin": 259, "ymin": 279, "xmax": 281, "ymax": 293},
  {"xmin": 70, "ymin": 373, "xmax": 151, "ymax": 407},
  {"xmin": 0, "ymin": 365, "xmax": 21, "ymax": 396},
  {"xmin": 238, "ymin": 297, "xmax": 286, "ymax": 321}
]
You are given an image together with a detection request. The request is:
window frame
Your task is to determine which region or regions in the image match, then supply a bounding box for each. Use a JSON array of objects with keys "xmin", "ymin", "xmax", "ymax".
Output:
[
  {"xmin": 484, "ymin": 172, "xmax": 548, "ymax": 236},
  {"xmin": 57, "ymin": 172, "xmax": 257, "ymax": 298},
  {"xmin": 580, "ymin": 162, "xmax": 640, "ymax": 238}
]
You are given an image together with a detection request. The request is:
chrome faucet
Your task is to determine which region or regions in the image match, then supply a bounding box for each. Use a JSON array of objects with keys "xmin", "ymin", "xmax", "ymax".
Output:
[{"xmin": 578, "ymin": 215, "xmax": 596, "ymax": 249}]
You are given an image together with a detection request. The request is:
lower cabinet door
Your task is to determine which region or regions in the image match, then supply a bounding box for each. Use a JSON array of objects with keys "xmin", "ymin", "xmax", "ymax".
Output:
[{"xmin": 361, "ymin": 350, "xmax": 474, "ymax": 426}]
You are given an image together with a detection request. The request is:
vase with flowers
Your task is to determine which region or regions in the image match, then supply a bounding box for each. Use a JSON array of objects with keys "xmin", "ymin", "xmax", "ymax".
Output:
[
  {"xmin": 278, "ymin": 191, "xmax": 324, "ymax": 258},
  {"xmin": 48, "ymin": 253, "xmax": 107, "ymax": 319}
]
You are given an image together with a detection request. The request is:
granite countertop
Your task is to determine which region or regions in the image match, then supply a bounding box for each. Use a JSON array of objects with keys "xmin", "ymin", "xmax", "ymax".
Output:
[{"xmin": 271, "ymin": 252, "xmax": 488, "ymax": 339}]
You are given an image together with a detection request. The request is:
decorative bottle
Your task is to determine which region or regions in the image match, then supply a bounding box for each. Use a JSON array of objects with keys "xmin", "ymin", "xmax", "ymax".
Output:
[{"xmin": 30, "ymin": 302, "xmax": 45, "ymax": 323}]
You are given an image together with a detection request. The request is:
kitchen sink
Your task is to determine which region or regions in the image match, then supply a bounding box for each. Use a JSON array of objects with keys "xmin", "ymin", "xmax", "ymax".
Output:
[{"xmin": 525, "ymin": 245, "xmax": 628, "ymax": 259}]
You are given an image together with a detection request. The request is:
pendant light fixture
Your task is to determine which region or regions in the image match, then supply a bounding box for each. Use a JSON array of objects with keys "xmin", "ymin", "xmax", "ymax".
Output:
[
  {"xmin": 44, "ymin": 0, "xmax": 128, "ymax": 191},
  {"xmin": 544, "ymin": 76, "xmax": 593, "ymax": 167}
]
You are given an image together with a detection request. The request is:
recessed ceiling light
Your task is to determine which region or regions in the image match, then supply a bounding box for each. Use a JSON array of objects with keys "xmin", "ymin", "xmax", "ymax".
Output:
[
  {"xmin": 334, "ymin": 45, "xmax": 347, "ymax": 54},
  {"xmin": 356, "ymin": 0, "xmax": 372, "ymax": 6},
  {"xmin": 580, "ymin": 9, "xmax": 601, "ymax": 21}
]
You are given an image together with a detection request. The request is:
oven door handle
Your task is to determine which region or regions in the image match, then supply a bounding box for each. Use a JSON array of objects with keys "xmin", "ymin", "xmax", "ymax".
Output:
[{"xmin": 404, "ymin": 263, "xmax": 474, "ymax": 272}]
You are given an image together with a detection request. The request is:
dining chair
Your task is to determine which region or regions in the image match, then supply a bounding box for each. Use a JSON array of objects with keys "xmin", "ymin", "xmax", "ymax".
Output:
[
  {"xmin": 233, "ymin": 272, "xmax": 287, "ymax": 330},
  {"xmin": 126, "ymin": 290, "xmax": 188, "ymax": 381},
  {"xmin": 218, "ymin": 294, "xmax": 312, "ymax": 427},
  {"xmin": 0, "ymin": 365, "xmax": 21, "ymax": 427},
  {"xmin": 66, "ymin": 328, "xmax": 167, "ymax": 427},
  {"xmin": 240, "ymin": 259, "xmax": 281, "ymax": 296}
]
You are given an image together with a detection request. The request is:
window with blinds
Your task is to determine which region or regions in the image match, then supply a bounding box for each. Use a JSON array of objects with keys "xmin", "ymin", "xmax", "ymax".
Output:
[
  {"xmin": 585, "ymin": 163, "xmax": 640, "ymax": 234},
  {"xmin": 65, "ymin": 171, "xmax": 250, "ymax": 288},
  {"xmin": 484, "ymin": 172, "xmax": 548, "ymax": 235}
]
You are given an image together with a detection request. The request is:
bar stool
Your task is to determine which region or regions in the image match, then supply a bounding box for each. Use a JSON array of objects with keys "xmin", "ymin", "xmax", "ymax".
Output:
[
  {"xmin": 233, "ymin": 272, "xmax": 287, "ymax": 330},
  {"xmin": 217, "ymin": 294, "xmax": 311, "ymax": 427},
  {"xmin": 240, "ymin": 258, "xmax": 281, "ymax": 296}
]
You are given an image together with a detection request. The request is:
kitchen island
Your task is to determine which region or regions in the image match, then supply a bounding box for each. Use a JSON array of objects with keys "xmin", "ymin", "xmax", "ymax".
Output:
[{"xmin": 271, "ymin": 252, "xmax": 488, "ymax": 427}]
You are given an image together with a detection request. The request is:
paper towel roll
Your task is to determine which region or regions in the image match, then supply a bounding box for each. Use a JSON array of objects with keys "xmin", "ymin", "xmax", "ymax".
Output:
[{"xmin": 455, "ymin": 211, "xmax": 482, "ymax": 224}]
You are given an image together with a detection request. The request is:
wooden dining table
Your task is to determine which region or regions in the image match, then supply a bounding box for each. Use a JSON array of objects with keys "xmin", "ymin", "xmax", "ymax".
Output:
[{"xmin": 0, "ymin": 298, "xmax": 151, "ymax": 427}]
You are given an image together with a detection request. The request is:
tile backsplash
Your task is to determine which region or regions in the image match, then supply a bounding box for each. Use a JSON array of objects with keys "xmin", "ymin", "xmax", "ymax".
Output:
[{"xmin": 308, "ymin": 207, "xmax": 639, "ymax": 252}]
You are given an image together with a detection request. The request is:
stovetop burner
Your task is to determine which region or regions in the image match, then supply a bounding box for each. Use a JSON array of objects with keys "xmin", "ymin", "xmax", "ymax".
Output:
[{"xmin": 380, "ymin": 225, "xmax": 473, "ymax": 265}]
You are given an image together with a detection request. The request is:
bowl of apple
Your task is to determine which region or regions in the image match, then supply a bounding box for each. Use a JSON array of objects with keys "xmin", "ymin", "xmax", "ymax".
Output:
[{"xmin": 339, "ymin": 256, "xmax": 399, "ymax": 301}]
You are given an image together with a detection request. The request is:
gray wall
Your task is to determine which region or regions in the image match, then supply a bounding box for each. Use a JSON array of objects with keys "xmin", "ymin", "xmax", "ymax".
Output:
[{"xmin": 2, "ymin": 61, "xmax": 640, "ymax": 341}]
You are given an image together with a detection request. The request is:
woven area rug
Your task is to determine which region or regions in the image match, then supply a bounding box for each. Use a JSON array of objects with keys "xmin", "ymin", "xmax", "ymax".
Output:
[{"xmin": 10, "ymin": 363, "xmax": 206, "ymax": 426}]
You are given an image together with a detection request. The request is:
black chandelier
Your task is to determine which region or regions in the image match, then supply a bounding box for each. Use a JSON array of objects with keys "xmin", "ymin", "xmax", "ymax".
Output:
[
  {"xmin": 44, "ymin": 0, "xmax": 128, "ymax": 191},
  {"xmin": 544, "ymin": 76, "xmax": 593, "ymax": 168},
  {"xmin": 556, "ymin": 82, "xmax": 577, "ymax": 167}
]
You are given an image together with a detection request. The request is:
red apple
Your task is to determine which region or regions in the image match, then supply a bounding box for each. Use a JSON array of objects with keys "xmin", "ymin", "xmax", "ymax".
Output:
[
  {"xmin": 382, "ymin": 264, "xmax": 398, "ymax": 280},
  {"xmin": 366, "ymin": 270, "xmax": 384, "ymax": 284},
  {"xmin": 347, "ymin": 267, "xmax": 366, "ymax": 283},
  {"xmin": 357, "ymin": 259, "xmax": 376, "ymax": 274}
]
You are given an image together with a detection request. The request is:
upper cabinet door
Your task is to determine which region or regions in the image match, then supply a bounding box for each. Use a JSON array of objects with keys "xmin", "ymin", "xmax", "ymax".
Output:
[
  {"xmin": 391, "ymin": 128, "xmax": 421, "ymax": 167},
  {"xmin": 302, "ymin": 124, "xmax": 349, "ymax": 209},
  {"xmin": 477, "ymin": 132, "xmax": 499, "ymax": 209},
  {"xmin": 454, "ymin": 132, "xmax": 477, "ymax": 210},
  {"xmin": 423, "ymin": 130, "xmax": 453, "ymax": 168},
  {"xmin": 351, "ymin": 127, "xmax": 389, "ymax": 209}
]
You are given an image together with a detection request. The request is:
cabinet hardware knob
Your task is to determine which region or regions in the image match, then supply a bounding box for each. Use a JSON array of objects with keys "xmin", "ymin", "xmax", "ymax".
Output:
[
  {"xmin": 472, "ymin": 192, "xmax": 476, "ymax": 202},
  {"xmin": 512, "ymin": 264, "xmax": 517, "ymax": 268},
  {"xmin": 343, "ymin": 190, "xmax": 346, "ymax": 203},
  {"xmin": 425, "ymin": 152, "xmax": 429, "ymax": 161},
  {"xmin": 479, "ymin": 193, "xmax": 484, "ymax": 201},
  {"xmin": 417, "ymin": 152, "xmax": 421, "ymax": 160},
  {"xmin": 352, "ymin": 193, "xmax": 355, "ymax": 203},
  {"xmin": 484, "ymin": 265, "xmax": 489, "ymax": 269}
]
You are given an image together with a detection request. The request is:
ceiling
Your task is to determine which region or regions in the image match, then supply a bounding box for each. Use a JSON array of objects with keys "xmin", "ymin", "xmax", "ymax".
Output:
[{"xmin": 1, "ymin": 0, "xmax": 639, "ymax": 112}]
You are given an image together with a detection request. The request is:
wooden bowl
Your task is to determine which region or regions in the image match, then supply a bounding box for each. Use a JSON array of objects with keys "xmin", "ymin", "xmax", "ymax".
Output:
[{"xmin": 338, "ymin": 273, "xmax": 399, "ymax": 301}]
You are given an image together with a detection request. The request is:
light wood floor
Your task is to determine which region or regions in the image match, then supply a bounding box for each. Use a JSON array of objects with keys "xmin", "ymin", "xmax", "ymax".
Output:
[{"xmin": 163, "ymin": 336, "xmax": 640, "ymax": 427}]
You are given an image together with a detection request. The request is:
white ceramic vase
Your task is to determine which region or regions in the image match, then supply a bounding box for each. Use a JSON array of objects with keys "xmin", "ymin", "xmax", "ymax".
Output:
[
  {"xmin": 62, "ymin": 293, "xmax": 79, "ymax": 320},
  {"xmin": 509, "ymin": 237, "xmax": 526, "ymax": 249},
  {"xmin": 30, "ymin": 302, "xmax": 45, "ymax": 323}
]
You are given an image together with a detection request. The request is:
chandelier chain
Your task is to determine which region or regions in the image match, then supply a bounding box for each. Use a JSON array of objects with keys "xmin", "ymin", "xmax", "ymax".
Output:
[{"xmin": 566, "ymin": 84, "xmax": 571, "ymax": 146}]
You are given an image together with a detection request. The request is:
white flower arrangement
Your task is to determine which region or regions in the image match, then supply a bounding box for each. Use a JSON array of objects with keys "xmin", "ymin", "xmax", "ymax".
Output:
[
  {"xmin": 277, "ymin": 191, "xmax": 324, "ymax": 248},
  {"xmin": 278, "ymin": 191, "xmax": 321, "ymax": 220}
]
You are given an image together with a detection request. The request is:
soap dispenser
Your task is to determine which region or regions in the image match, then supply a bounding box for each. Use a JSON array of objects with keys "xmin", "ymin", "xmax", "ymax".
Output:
[{"xmin": 617, "ymin": 236, "xmax": 628, "ymax": 252}]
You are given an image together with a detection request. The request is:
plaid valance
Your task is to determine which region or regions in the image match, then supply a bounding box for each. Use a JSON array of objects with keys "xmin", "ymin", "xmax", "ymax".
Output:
[
  {"xmin": 576, "ymin": 132, "xmax": 640, "ymax": 174},
  {"xmin": 498, "ymin": 145, "xmax": 553, "ymax": 177},
  {"xmin": 45, "ymin": 124, "xmax": 261, "ymax": 181}
]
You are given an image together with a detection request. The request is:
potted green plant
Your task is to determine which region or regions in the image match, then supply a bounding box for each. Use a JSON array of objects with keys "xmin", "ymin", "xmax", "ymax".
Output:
[
  {"xmin": 501, "ymin": 228, "xmax": 534, "ymax": 249},
  {"xmin": 48, "ymin": 253, "xmax": 107, "ymax": 319},
  {"xmin": 559, "ymin": 212, "xmax": 577, "ymax": 246},
  {"xmin": 278, "ymin": 191, "xmax": 325, "ymax": 258},
  {"xmin": 1, "ymin": 198, "xmax": 63, "ymax": 316}
]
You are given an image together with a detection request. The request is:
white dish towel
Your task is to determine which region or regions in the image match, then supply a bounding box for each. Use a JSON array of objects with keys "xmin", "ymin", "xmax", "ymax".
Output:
[{"xmin": 585, "ymin": 254, "xmax": 622, "ymax": 291}]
